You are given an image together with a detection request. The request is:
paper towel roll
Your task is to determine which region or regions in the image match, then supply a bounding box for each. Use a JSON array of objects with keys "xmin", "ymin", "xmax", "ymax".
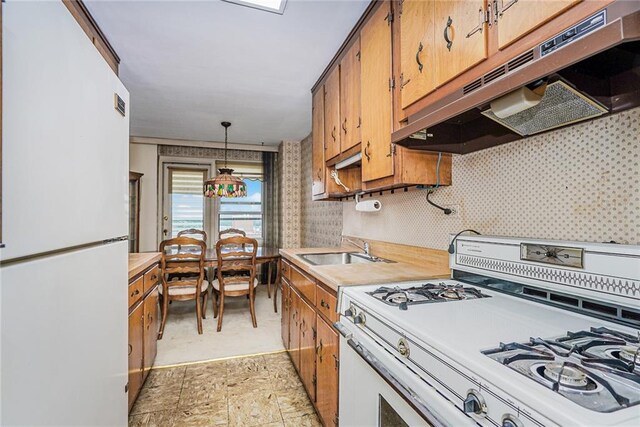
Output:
[{"xmin": 355, "ymin": 200, "xmax": 382, "ymax": 212}]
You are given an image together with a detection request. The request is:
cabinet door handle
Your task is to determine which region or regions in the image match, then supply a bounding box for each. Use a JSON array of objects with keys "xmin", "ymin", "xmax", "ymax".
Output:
[
  {"xmin": 317, "ymin": 339, "xmax": 324, "ymax": 361},
  {"xmin": 331, "ymin": 126, "xmax": 336, "ymax": 141},
  {"xmin": 364, "ymin": 141, "xmax": 371, "ymax": 162},
  {"xmin": 444, "ymin": 16, "xmax": 453, "ymax": 51},
  {"xmin": 151, "ymin": 274, "xmax": 157, "ymax": 281},
  {"xmin": 466, "ymin": 8, "xmax": 485, "ymax": 38},
  {"xmin": 357, "ymin": 117, "xmax": 361, "ymax": 129},
  {"xmin": 128, "ymin": 344, "xmax": 132, "ymax": 355},
  {"xmin": 342, "ymin": 118, "xmax": 347, "ymax": 134},
  {"xmin": 415, "ymin": 42, "xmax": 424, "ymax": 73}
]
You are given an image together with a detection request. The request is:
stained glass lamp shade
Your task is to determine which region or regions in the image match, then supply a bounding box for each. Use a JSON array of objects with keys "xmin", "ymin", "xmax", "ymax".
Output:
[{"xmin": 203, "ymin": 121, "xmax": 247, "ymax": 198}]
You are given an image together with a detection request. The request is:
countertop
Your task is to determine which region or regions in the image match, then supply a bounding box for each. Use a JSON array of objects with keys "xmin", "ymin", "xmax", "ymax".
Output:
[
  {"xmin": 128, "ymin": 252, "xmax": 161, "ymax": 280},
  {"xmin": 280, "ymin": 247, "xmax": 450, "ymax": 292}
]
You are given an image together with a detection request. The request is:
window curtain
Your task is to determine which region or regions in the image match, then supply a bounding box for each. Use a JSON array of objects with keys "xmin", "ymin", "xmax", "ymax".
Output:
[{"xmin": 262, "ymin": 151, "xmax": 279, "ymax": 283}]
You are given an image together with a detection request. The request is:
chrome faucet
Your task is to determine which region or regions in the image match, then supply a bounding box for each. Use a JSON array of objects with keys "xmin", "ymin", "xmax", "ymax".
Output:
[{"xmin": 341, "ymin": 236, "xmax": 370, "ymax": 256}]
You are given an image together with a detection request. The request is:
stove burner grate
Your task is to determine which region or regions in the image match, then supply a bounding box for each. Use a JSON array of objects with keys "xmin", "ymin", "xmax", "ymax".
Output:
[{"xmin": 368, "ymin": 283, "xmax": 490, "ymax": 309}]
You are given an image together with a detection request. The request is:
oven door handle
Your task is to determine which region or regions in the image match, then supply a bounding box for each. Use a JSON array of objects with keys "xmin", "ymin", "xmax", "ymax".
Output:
[
  {"xmin": 334, "ymin": 321, "xmax": 352, "ymax": 339},
  {"xmin": 347, "ymin": 338, "xmax": 452, "ymax": 427}
]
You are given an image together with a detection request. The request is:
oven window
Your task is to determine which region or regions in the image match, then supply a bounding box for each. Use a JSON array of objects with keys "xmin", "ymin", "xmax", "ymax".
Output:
[{"xmin": 379, "ymin": 395, "xmax": 409, "ymax": 427}]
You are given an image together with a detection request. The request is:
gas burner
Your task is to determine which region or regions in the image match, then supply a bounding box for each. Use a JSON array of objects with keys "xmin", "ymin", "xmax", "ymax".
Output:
[
  {"xmin": 542, "ymin": 363, "xmax": 589, "ymax": 388},
  {"xmin": 367, "ymin": 282, "xmax": 490, "ymax": 309},
  {"xmin": 483, "ymin": 327, "xmax": 640, "ymax": 412}
]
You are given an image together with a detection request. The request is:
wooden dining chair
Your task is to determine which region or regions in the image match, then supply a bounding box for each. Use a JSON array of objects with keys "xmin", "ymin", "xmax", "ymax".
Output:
[
  {"xmin": 212, "ymin": 236, "xmax": 258, "ymax": 332},
  {"xmin": 158, "ymin": 237, "xmax": 208, "ymax": 338},
  {"xmin": 175, "ymin": 228, "xmax": 209, "ymax": 282}
]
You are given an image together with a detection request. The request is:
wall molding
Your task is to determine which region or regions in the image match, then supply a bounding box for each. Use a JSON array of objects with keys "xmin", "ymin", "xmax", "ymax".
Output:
[{"xmin": 130, "ymin": 136, "xmax": 279, "ymax": 152}]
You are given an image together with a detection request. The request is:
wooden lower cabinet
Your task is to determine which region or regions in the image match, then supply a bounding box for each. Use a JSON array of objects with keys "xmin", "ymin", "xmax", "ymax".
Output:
[
  {"xmin": 281, "ymin": 259, "xmax": 340, "ymax": 427},
  {"xmin": 316, "ymin": 316, "xmax": 339, "ymax": 427},
  {"xmin": 128, "ymin": 301, "xmax": 144, "ymax": 411},
  {"xmin": 128, "ymin": 262, "xmax": 160, "ymax": 412}
]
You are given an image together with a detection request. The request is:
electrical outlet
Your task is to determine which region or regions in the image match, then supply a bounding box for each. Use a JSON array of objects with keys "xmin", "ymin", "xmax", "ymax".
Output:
[{"xmin": 448, "ymin": 205, "xmax": 460, "ymax": 216}]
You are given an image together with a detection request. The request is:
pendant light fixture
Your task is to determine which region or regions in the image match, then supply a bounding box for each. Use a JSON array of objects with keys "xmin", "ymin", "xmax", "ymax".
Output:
[{"xmin": 203, "ymin": 121, "xmax": 247, "ymax": 198}]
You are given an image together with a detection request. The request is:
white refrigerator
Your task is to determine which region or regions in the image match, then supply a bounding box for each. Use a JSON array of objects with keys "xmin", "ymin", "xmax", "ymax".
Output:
[{"xmin": 1, "ymin": 1, "xmax": 130, "ymax": 425}]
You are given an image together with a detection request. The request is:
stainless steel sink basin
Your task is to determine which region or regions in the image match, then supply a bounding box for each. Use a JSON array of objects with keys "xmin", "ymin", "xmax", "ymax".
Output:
[{"xmin": 298, "ymin": 252, "xmax": 394, "ymax": 266}]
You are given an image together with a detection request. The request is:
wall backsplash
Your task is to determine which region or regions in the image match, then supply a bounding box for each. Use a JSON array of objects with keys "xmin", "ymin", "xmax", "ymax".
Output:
[
  {"xmin": 342, "ymin": 107, "xmax": 640, "ymax": 250},
  {"xmin": 300, "ymin": 134, "xmax": 343, "ymax": 247}
]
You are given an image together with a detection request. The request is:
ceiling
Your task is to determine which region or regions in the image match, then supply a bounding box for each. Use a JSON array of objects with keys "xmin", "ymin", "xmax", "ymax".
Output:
[{"xmin": 85, "ymin": 0, "xmax": 370, "ymax": 146}]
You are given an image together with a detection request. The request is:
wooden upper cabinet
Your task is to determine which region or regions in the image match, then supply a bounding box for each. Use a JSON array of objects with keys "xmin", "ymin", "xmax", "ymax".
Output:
[
  {"xmin": 324, "ymin": 67, "xmax": 341, "ymax": 161},
  {"xmin": 399, "ymin": 0, "xmax": 436, "ymax": 109},
  {"xmin": 316, "ymin": 316, "xmax": 339, "ymax": 427},
  {"xmin": 312, "ymin": 90, "xmax": 326, "ymax": 196},
  {"xmin": 340, "ymin": 38, "xmax": 361, "ymax": 152},
  {"xmin": 360, "ymin": 2, "xmax": 394, "ymax": 182},
  {"xmin": 497, "ymin": 0, "xmax": 581, "ymax": 49},
  {"xmin": 434, "ymin": 0, "xmax": 488, "ymax": 87}
]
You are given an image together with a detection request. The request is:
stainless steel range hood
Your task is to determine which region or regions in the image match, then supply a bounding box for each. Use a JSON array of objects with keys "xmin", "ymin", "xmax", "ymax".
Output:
[{"xmin": 394, "ymin": 2, "xmax": 640, "ymax": 154}]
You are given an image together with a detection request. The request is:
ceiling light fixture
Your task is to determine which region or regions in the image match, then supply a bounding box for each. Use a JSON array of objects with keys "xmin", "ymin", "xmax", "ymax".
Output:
[
  {"xmin": 222, "ymin": 0, "xmax": 287, "ymax": 15},
  {"xmin": 203, "ymin": 121, "xmax": 247, "ymax": 198}
]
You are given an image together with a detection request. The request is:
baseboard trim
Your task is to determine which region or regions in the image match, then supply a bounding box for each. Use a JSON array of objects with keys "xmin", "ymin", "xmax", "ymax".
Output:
[{"xmin": 152, "ymin": 348, "xmax": 287, "ymax": 370}]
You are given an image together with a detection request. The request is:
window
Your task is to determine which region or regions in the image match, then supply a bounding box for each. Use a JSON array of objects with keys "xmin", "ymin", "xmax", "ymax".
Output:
[
  {"xmin": 168, "ymin": 168, "xmax": 206, "ymax": 238},
  {"xmin": 222, "ymin": 0, "xmax": 287, "ymax": 15},
  {"xmin": 218, "ymin": 163, "xmax": 263, "ymax": 242}
]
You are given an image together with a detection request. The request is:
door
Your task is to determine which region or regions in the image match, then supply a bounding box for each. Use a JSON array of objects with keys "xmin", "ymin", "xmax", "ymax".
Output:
[
  {"xmin": 289, "ymin": 289, "xmax": 301, "ymax": 372},
  {"xmin": 128, "ymin": 300, "xmax": 144, "ymax": 411},
  {"xmin": 434, "ymin": 0, "xmax": 488, "ymax": 87},
  {"xmin": 497, "ymin": 0, "xmax": 581, "ymax": 48},
  {"xmin": 299, "ymin": 297, "xmax": 317, "ymax": 402},
  {"xmin": 316, "ymin": 317, "xmax": 339, "ymax": 427},
  {"xmin": 360, "ymin": 1, "xmax": 395, "ymax": 182},
  {"xmin": 340, "ymin": 38, "xmax": 361, "ymax": 152},
  {"xmin": 312, "ymin": 89, "xmax": 326, "ymax": 196},
  {"xmin": 161, "ymin": 165, "xmax": 211, "ymax": 241},
  {"xmin": 400, "ymin": 0, "xmax": 436, "ymax": 109},
  {"xmin": 281, "ymin": 280, "xmax": 291, "ymax": 349},
  {"xmin": 324, "ymin": 67, "xmax": 341, "ymax": 160},
  {"xmin": 143, "ymin": 287, "xmax": 159, "ymax": 380}
]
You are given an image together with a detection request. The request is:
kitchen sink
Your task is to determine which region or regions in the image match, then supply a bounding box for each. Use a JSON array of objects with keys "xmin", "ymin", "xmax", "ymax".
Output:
[{"xmin": 298, "ymin": 252, "xmax": 394, "ymax": 266}]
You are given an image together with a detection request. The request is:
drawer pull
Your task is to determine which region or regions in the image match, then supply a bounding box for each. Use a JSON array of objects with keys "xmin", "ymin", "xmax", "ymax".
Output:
[
  {"xmin": 320, "ymin": 299, "xmax": 331, "ymax": 310},
  {"xmin": 130, "ymin": 289, "xmax": 140, "ymax": 297}
]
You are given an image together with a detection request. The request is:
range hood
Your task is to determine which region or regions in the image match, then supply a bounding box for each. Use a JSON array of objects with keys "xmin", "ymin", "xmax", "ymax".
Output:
[{"xmin": 394, "ymin": 2, "xmax": 640, "ymax": 154}]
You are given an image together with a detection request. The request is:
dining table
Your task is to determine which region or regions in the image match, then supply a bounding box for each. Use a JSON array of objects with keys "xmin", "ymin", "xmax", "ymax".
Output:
[{"xmin": 165, "ymin": 245, "xmax": 282, "ymax": 312}]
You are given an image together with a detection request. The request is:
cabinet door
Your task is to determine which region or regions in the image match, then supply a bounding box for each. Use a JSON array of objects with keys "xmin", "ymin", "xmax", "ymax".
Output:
[
  {"xmin": 312, "ymin": 89, "xmax": 326, "ymax": 196},
  {"xmin": 289, "ymin": 289, "xmax": 301, "ymax": 372},
  {"xmin": 128, "ymin": 301, "xmax": 144, "ymax": 412},
  {"xmin": 434, "ymin": 0, "xmax": 488, "ymax": 87},
  {"xmin": 323, "ymin": 67, "xmax": 341, "ymax": 161},
  {"xmin": 316, "ymin": 317, "xmax": 339, "ymax": 427},
  {"xmin": 281, "ymin": 280, "xmax": 291, "ymax": 349},
  {"xmin": 498, "ymin": 0, "xmax": 580, "ymax": 49},
  {"xmin": 340, "ymin": 38, "xmax": 361, "ymax": 152},
  {"xmin": 400, "ymin": 0, "xmax": 436, "ymax": 109},
  {"xmin": 361, "ymin": 2, "xmax": 394, "ymax": 182},
  {"xmin": 143, "ymin": 287, "xmax": 159, "ymax": 381},
  {"xmin": 299, "ymin": 297, "xmax": 316, "ymax": 402}
]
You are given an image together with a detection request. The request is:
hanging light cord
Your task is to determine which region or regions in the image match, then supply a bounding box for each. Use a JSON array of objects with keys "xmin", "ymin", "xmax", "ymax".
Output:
[{"xmin": 223, "ymin": 125, "xmax": 228, "ymax": 168}]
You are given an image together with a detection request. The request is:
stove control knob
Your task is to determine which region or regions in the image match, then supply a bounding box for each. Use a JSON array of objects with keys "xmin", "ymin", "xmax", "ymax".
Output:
[
  {"xmin": 353, "ymin": 313, "xmax": 366, "ymax": 326},
  {"xmin": 501, "ymin": 414, "xmax": 523, "ymax": 427},
  {"xmin": 463, "ymin": 390, "xmax": 487, "ymax": 417},
  {"xmin": 344, "ymin": 304, "xmax": 357, "ymax": 318}
]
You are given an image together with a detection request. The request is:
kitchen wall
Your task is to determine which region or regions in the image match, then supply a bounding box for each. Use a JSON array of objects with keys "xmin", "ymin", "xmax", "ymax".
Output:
[
  {"xmin": 300, "ymin": 134, "xmax": 343, "ymax": 247},
  {"xmin": 130, "ymin": 143, "xmax": 159, "ymax": 252},
  {"xmin": 300, "ymin": 107, "xmax": 640, "ymax": 250},
  {"xmin": 278, "ymin": 141, "xmax": 302, "ymax": 248}
]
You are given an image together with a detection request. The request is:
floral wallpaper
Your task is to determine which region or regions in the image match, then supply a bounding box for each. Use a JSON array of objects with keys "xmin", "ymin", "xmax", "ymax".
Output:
[
  {"xmin": 300, "ymin": 134, "xmax": 343, "ymax": 247},
  {"xmin": 278, "ymin": 141, "xmax": 302, "ymax": 248},
  {"xmin": 342, "ymin": 107, "xmax": 640, "ymax": 250},
  {"xmin": 158, "ymin": 145, "xmax": 263, "ymax": 162}
]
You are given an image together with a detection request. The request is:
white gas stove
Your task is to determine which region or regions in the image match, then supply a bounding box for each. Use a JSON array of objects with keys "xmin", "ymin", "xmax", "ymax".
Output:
[{"xmin": 336, "ymin": 235, "xmax": 640, "ymax": 427}]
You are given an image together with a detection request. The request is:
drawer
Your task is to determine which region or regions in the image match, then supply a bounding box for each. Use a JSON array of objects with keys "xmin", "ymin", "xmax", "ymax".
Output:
[
  {"xmin": 143, "ymin": 266, "xmax": 160, "ymax": 293},
  {"xmin": 128, "ymin": 276, "xmax": 144, "ymax": 308},
  {"xmin": 281, "ymin": 259, "xmax": 291, "ymax": 281},
  {"xmin": 316, "ymin": 285, "xmax": 338, "ymax": 323},
  {"xmin": 290, "ymin": 265, "xmax": 315, "ymax": 305}
]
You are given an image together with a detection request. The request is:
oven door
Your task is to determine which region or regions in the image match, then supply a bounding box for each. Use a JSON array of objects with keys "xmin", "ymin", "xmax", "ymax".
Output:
[{"xmin": 338, "ymin": 326, "xmax": 476, "ymax": 427}]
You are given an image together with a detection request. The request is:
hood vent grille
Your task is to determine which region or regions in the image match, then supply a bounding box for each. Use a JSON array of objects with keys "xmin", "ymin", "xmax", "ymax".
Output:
[
  {"xmin": 462, "ymin": 50, "xmax": 535, "ymax": 95},
  {"xmin": 481, "ymin": 81, "xmax": 607, "ymax": 136}
]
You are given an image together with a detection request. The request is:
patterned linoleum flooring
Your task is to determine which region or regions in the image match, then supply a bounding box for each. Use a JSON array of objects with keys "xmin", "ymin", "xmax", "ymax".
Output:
[{"xmin": 129, "ymin": 351, "xmax": 321, "ymax": 427}]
